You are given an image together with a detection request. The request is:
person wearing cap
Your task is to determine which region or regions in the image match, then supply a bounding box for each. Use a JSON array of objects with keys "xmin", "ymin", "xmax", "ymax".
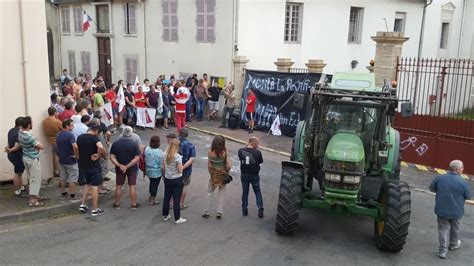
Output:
[
  {"xmin": 77, "ymin": 119, "xmax": 106, "ymax": 216},
  {"xmin": 238, "ymin": 136, "xmax": 264, "ymax": 218},
  {"xmin": 178, "ymin": 129, "xmax": 196, "ymax": 209},
  {"xmin": 110, "ymin": 126, "xmax": 141, "ymax": 209}
]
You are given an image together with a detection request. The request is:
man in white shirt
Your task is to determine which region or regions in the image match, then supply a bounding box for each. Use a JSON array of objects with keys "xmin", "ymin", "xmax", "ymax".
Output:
[{"xmin": 72, "ymin": 115, "xmax": 91, "ymax": 140}]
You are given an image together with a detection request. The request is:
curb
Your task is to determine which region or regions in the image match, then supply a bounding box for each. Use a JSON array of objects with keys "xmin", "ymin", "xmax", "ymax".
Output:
[
  {"xmin": 401, "ymin": 161, "xmax": 472, "ymax": 181},
  {"xmin": 187, "ymin": 126, "xmax": 291, "ymax": 157},
  {"xmin": 0, "ymin": 172, "xmax": 116, "ymax": 225}
]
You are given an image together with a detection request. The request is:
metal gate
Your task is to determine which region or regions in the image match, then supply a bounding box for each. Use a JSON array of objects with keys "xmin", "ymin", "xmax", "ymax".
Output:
[{"xmin": 394, "ymin": 58, "xmax": 474, "ymax": 174}]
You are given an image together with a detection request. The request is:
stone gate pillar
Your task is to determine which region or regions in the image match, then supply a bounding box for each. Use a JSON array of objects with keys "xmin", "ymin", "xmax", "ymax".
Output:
[
  {"xmin": 274, "ymin": 58, "xmax": 294, "ymax": 72},
  {"xmin": 305, "ymin": 59, "xmax": 326, "ymax": 73},
  {"xmin": 371, "ymin": 32, "xmax": 409, "ymax": 87},
  {"xmin": 233, "ymin": 55, "xmax": 249, "ymax": 111}
]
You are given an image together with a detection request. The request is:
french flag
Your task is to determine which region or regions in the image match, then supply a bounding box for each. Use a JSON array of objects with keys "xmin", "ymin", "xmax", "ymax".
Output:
[{"xmin": 82, "ymin": 11, "xmax": 92, "ymax": 32}]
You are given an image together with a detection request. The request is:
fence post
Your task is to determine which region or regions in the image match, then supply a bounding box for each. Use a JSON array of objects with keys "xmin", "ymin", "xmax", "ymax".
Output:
[
  {"xmin": 371, "ymin": 32, "xmax": 409, "ymax": 87},
  {"xmin": 305, "ymin": 59, "xmax": 326, "ymax": 73},
  {"xmin": 233, "ymin": 55, "xmax": 249, "ymax": 112},
  {"xmin": 274, "ymin": 58, "xmax": 294, "ymax": 72}
]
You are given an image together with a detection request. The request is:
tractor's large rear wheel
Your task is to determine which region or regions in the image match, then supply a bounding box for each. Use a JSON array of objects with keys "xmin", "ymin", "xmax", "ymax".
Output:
[
  {"xmin": 275, "ymin": 166, "xmax": 304, "ymax": 235},
  {"xmin": 374, "ymin": 181, "xmax": 411, "ymax": 252}
]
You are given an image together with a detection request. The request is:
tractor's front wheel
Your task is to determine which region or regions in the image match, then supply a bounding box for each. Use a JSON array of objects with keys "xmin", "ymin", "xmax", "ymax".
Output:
[
  {"xmin": 374, "ymin": 181, "xmax": 411, "ymax": 252},
  {"xmin": 275, "ymin": 166, "xmax": 304, "ymax": 235}
]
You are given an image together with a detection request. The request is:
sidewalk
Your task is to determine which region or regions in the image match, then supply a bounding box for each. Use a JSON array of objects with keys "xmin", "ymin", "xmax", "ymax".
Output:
[
  {"xmin": 186, "ymin": 120, "xmax": 293, "ymax": 156},
  {"xmin": 0, "ymin": 172, "xmax": 115, "ymax": 225}
]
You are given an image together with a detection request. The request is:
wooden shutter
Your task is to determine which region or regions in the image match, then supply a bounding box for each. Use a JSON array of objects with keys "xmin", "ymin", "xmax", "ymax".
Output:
[
  {"xmin": 68, "ymin": 51, "xmax": 76, "ymax": 77},
  {"xmin": 196, "ymin": 0, "xmax": 204, "ymax": 42},
  {"xmin": 170, "ymin": 0, "xmax": 178, "ymax": 41},
  {"xmin": 81, "ymin": 51, "xmax": 91, "ymax": 75},
  {"xmin": 123, "ymin": 4, "xmax": 128, "ymax": 34},
  {"xmin": 129, "ymin": 4, "xmax": 137, "ymax": 34}
]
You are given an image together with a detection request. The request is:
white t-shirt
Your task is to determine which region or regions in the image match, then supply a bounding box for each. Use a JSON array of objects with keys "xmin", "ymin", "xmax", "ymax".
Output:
[{"xmin": 165, "ymin": 153, "xmax": 182, "ymax": 179}]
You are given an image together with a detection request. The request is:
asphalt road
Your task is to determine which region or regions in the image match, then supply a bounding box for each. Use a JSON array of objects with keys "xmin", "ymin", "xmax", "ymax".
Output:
[{"xmin": 0, "ymin": 129, "xmax": 472, "ymax": 265}]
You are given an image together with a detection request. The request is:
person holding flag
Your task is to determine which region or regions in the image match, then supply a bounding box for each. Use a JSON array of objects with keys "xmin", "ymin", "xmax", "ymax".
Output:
[{"xmin": 116, "ymin": 81, "xmax": 126, "ymax": 129}]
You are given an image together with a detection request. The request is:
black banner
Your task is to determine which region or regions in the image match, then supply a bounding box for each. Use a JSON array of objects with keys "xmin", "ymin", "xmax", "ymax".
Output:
[{"xmin": 239, "ymin": 70, "xmax": 323, "ymax": 137}]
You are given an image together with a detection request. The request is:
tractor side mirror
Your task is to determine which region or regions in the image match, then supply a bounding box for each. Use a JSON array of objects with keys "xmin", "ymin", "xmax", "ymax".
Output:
[
  {"xmin": 293, "ymin": 93, "xmax": 305, "ymax": 109},
  {"xmin": 400, "ymin": 102, "xmax": 413, "ymax": 118}
]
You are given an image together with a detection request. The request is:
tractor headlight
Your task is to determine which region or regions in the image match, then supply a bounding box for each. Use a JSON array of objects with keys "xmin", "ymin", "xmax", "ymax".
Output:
[
  {"xmin": 343, "ymin": 175, "xmax": 361, "ymax": 184},
  {"xmin": 325, "ymin": 173, "xmax": 341, "ymax": 182}
]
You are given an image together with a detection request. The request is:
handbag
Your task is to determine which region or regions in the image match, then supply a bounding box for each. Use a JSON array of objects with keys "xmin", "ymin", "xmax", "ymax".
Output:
[
  {"xmin": 139, "ymin": 146, "xmax": 147, "ymax": 175},
  {"xmin": 220, "ymin": 152, "xmax": 233, "ymax": 185}
]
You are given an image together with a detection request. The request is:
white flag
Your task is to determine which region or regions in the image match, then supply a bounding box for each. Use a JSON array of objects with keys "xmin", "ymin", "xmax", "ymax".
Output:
[
  {"xmin": 270, "ymin": 115, "xmax": 282, "ymax": 136},
  {"xmin": 132, "ymin": 75, "xmax": 140, "ymax": 93},
  {"xmin": 100, "ymin": 102, "xmax": 114, "ymax": 127},
  {"xmin": 117, "ymin": 84, "xmax": 126, "ymax": 113}
]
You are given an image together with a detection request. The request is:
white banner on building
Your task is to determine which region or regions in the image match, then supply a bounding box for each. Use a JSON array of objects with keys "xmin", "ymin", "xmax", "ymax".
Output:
[
  {"xmin": 100, "ymin": 102, "xmax": 114, "ymax": 127},
  {"xmin": 136, "ymin": 107, "xmax": 156, "ymax": 128}
]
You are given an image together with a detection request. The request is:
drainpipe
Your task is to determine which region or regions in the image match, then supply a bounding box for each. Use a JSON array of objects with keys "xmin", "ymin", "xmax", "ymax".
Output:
[
  {"xmin": 19, "ymin": 0, "xmax": 31, "ymax": 115},
  {"xmin": 141, "ymin": 0, "xmax": 148, "ymax": 78},
  {"xmin": 231, "ymin": 0, "xmax": 240, "ymax": 83},
  {"xmin": 456, "ymin": 0, "xmax": 466, "ymax": 58},
  {"xmin": 417, "ymin": 0, "xmax": 433, "ymax": 59}
]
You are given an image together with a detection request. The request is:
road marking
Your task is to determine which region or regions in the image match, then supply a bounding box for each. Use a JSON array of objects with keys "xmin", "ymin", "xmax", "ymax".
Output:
[
  {"xmin": 415, "ymin": 164, "xmax": 429, "ymax": 171},
  {"xmin": 401, "ymin": 161, "xmax": 409, "ymax": 167},
  {"xmin": 461, "ymin": 174, "xmax": 469, "ymax": 180},
  {"xmin": 0, "ymin": 215, "xmax": 74, "ymax": 234}
]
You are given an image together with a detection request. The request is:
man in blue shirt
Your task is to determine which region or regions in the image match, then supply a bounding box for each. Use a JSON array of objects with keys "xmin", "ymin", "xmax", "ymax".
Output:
[
  {"xmin": 430, "ymin": 160, "xmax": 471, "ymax": 259},
  {"xmin": 178, "ymin": 129, "xmax": 196, "ymax": 209}
]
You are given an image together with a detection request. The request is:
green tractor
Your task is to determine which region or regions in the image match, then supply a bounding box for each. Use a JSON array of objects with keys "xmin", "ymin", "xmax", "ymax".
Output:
[{"xmin": 275, "ymin": 72, "xmax": 412, "ymax": 252}]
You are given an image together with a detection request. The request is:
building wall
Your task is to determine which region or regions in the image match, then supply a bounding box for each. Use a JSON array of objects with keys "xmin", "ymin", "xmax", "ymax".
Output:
[
  {"xmin": 57, "ymin": 0, "xmax": 234, "ymax": 84},
  {"xmin": 1, "ymin": 0, "xmax": 53, "ymax": 181},
  {"xmin": 237, "ymin": 0, "xmax": 473, "ymax": 74}
]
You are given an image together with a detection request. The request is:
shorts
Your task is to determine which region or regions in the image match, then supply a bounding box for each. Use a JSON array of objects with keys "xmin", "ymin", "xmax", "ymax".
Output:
[
  {"xmin": 209, "ymin": 101, "xmax": 219, "ymax": 111},
  {"xmin": 51, "ymin": 143, "xmax": 58, "ymax": 155},
  {"xmin": 245, "ymin": 112, "xmax": 255, "ymax": 120},
  {"xmin": 59, "ymin": 163, "xmax": 79, "ymax": 183},
  {"xmin": 162, "ymin": 106, "xmax": 170, "ymax": 119},
  {"xmin": 183, "ymin": 174, "xmax": 191, "ymax": 186},
  {"xmin": 112, "ymin": 106, "xmax": 119, "ymax": 116},
  {"xmin": 8, "ymin": 154, "xmax": 25, "ymax": 174},
  {"xmin": 79, "ymin": 166, "xmax": 102, "ymax": 186},
  {"xmin": 116, "ymin": 168, "xmax": 138, "ymax": 186}
]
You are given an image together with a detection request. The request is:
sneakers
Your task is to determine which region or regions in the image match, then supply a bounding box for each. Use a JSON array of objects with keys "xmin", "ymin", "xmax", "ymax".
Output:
[
  {"xmin": 113, "ymin": 203, "xmax": 121, "ymax": 210},
  {"xmin": 163, "ymin": 214, "xmax": 171, "ymax": 221},
  {"xmin": 91, "ymin": 208, "xmax": 104, "ymax": 217},
  {"xmin": 436, "ymin": 250, "xmax": 447, "ymax": 259},
  {"xmin": 258, "ymin": 208, "xmax": 264, "ymax": 218},
  {"xmin": 216, "ymin": 213, "xmax": 222, "ymax": 219},
  {"xmin": 60, "ymin": 192, "xmax": 69, "ymax": 200},
  {"xmin": 449, "ymin": 240, "xmax": 461, "ymax": 250},
  {"xmin": 175, "ymin": 217, "xmax": 187, "ymax": 224},
  {"xmin": 242, "ymin": 209, "xmax": 248, "ymax": 216},
  {"xmin": 131, "ymin": 203, "xmax": 140, "ymax": 210},
  {"xmin": 79, "ymin": 204, "xmax": 89, "ymax": 213}
]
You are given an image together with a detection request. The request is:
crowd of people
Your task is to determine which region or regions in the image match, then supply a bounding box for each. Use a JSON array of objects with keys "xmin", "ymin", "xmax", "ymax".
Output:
[
  {"xmin": 4, "ymin": 68, "xmax": 265, "ymax": 223},
  {"xmin": 51, "ymin": 69, "xmax": 239, "ymax": 134}
]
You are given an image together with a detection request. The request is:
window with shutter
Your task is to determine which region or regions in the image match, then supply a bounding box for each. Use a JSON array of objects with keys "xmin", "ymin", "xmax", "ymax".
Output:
[
  {"xmin": 347, "ymin": 7, "xmax": 364, "ymax": 44},
  {"xmin": 284, "ymin": 2, "xmax": 303, "ymax": 43},
  {"xmin": 125, "ymin": 56, "xmax": 139, "ymax": 84},
  {"xmin": 196, "ymin": 0, "xmax": 215, "ymax": 43},
  {"xmin": 124, "ymin": 4, "xmax": 137, "ymax": 35},
  {"xmin": 68, "ymin": 51, "xmax": 76, "ymax": 77},
  {"xmin": 162, "ymin": 0, "xmax": 178, "ymax": 42},
  {"xmin": 73, "ymin": 6, "xmax": 83, "ymax": 33},
  {"xmin": 61, "ymin": 7, "xmax": 70, "ymax": 33},
  {"xmin": 81, "ymin": 51, "xmax": 91, "ymax": 75}
]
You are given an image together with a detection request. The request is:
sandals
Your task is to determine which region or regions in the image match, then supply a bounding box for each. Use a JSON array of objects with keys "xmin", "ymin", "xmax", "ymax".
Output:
[
  {"xmin": 180, "ymin": 204, "xmax": 188, "ymax": 210},
  {"xmin": 28, "ymin": 201, "xmax": 45, "ymax": 207}
]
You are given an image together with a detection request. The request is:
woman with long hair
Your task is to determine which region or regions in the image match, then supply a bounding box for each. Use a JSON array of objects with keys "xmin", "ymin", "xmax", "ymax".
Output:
[
  {"xmin": 162, "ymin": 138, "xmax": 187, "ymax": 224},
  {"xmin": 202, "ymin": 135, "xmax": 232, "ymax": 219}
]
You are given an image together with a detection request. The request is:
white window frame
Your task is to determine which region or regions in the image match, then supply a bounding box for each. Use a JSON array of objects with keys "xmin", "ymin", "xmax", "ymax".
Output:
[
  {"xmin": 284, "ymin": 2, "xmax": 303, "ymax": 44},
  {"xmin": 124, "ymin": 3, "xmax": 137, "ymax": 35},
  {"xmin": 347, "ymin": 7, "xmax": 364, "ymax": 44},
  {"xmin": 125, "ymin": 55, "xmax": 139, "ymax": 84},
  {"xmin": 162, "ymin": 0, "xmax": 178, "ymax": 42},
  {"xmin": 73, "ymin": 6, "xmax": 83, "ymax": 34},
  {"xmin": 68, "ymin": 51, "xmax": 76, "ymax": 77},
  {"xmin": 81, "ymin": 51, "xmax": 91, "ymax": 76},
  {"xmin": 196, "ymin": 0, "xmax": 216, "ymax": 43},
  {"xmin": 60, "ymin": 6, "xmax": 70, "ymax": 34},
  {"xmin": 439, "ymin": 22, "xmax": 450, "ymax": 49},
  {"xmin": 393, "ymin": 12, "xmax": 406, "ymax": 34}
]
